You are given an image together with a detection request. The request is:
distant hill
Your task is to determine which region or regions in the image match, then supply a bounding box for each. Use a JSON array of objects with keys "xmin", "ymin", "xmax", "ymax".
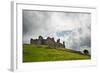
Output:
[{"xmin": 23, "ymin": 44, "xmax": 90, "ymax": 62}]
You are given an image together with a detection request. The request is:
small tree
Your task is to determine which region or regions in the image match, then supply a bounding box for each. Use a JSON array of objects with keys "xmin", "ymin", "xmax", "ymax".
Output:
[{"xmin": 83, "ymin": 49, "xmax": 89, "ymax": 55}]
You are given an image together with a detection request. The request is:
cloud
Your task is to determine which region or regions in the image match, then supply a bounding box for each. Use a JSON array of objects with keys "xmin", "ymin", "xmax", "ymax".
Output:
[{"xmin": 23, "ymin": 10, "xmax": 91, "ymax": 53}]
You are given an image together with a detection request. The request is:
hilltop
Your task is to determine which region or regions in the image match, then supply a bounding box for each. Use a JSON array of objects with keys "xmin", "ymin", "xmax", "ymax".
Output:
[{"xmin": 23, "ymin": 44, "xmax": 90, "ymax": 62}]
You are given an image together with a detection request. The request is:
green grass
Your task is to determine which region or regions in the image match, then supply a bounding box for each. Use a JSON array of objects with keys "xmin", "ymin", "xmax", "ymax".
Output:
[{"xmin": 23, "ymin": 44, "xmax": 90, "ymax": 62}]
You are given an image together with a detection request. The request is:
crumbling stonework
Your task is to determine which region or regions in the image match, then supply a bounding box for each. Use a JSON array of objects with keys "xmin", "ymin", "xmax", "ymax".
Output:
[{"xmin": 30, "ymin": 36, "xmax": 65, "ymax": 49}]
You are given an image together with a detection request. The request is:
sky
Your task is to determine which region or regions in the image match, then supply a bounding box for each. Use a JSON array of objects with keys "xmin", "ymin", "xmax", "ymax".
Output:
[{"xmin": 23, "ymin": 10, "xmax": 91, "ymax": 52}]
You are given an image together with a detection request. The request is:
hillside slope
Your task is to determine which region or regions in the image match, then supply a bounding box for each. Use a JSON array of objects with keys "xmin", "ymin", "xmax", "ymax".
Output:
[{"xmin": 23, "ymin": 44, "xmax": 90, "ymax": 62}]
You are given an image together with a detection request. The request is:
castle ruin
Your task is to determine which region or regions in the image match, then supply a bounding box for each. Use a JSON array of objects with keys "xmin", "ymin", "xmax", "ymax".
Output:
[{"xmin": 30, "ymin": 36, "xmax": 65, "ymax": 49}]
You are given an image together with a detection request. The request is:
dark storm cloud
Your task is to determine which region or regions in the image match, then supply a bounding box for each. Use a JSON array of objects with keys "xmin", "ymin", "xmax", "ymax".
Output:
[
  {"xmin": 23, "ymin": 10, "xmax": 50, "ymax": 35},
  {"xmin": 23, "ymin": 10, "xmax": 53, "ymax": 43}
]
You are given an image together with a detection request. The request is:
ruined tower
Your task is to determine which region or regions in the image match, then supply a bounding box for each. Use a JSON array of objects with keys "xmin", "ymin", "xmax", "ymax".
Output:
[{"xmin": 30, "ymin": 36, "xmax": 65, "ymax": 49}]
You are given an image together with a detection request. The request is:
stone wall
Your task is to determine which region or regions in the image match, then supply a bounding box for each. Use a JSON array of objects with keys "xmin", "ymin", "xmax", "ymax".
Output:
[{"xmin": 30, "ymin": 36, "xmax": 65, "ymax": 49}]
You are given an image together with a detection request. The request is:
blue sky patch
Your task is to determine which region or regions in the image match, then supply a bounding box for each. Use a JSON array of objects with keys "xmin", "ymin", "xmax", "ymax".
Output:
[{"xmin": 56, "ymin": 30, "xmax": 72, "ymax": 37}]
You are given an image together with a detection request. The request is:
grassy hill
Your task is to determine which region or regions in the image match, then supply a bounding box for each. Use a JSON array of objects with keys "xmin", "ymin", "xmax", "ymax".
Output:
[{"xmin": 23, "ymin": 44, "xmax": 90, "ymax": 62}]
